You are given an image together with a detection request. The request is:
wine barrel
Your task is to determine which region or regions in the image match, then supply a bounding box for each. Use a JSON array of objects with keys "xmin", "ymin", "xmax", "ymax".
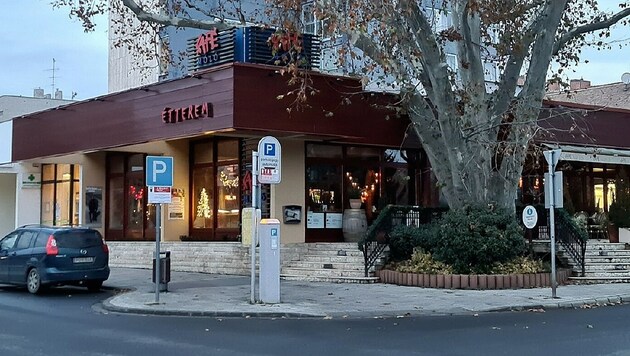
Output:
[{"xmin": 342, "ymin": 209, "xmax": 368, "ymax": 242}]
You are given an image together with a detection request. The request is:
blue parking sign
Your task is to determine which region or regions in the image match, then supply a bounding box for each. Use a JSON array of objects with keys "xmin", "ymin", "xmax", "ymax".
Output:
[
  {"xmin": 264, "ymin": 143, "xmax": 276, "ymax": 156},
  {"xmin": 146, "ymin": 156, "xmax": 173, "ymax": 186}
]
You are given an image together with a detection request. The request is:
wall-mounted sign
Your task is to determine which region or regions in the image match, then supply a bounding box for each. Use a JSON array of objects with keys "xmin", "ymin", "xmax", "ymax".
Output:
[
  {"xmin": 162, "ymin": 102, "xmax": 213, "ymax": 124},
  {"xmin": 20, "ymin": 172, "xmax": 41, "ymax": 189},
  {"xmin": 195, "ymin": 28, "xmax": 222, "ymax": 66},
  {"xmin": 195, "ymin": 28, "xmax": 219, "ymax": 55},
  {"xmin": 187, "ymin": 27, "xmax": 320, "ymax": 73}
]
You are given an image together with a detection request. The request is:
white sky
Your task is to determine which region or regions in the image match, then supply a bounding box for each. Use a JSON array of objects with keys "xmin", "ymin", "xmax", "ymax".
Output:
[{"xmin": 0, "ymin": 0, "xmax": 628, "ymax": 101}]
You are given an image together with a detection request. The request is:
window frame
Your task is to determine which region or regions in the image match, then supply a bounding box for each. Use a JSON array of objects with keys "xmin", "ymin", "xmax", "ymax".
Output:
[
  {"xmin": 41, "ymin": 164, "xmax": 80, "ymax": 226},
  {"xmin": 189, "ymin": 138, "xmax": 241, "ymax": 241}
]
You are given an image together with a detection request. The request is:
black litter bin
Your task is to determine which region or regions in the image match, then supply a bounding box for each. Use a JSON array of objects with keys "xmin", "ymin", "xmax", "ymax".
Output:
[{"xmin": 152, "ymin": 251, "xmax": 171, "ymax": 292}]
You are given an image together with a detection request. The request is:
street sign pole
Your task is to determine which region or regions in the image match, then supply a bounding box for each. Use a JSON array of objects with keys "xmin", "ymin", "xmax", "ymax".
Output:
[
  {"xmin": 544, "ymin": 149, "xmax": 561, "ymax": 299},
  {"xmin": 155, "ymin": 203, "xmax": 161, "ymax": 303},
  {"xmin": 250, "ymin": 151, "xmax": 258, "ymax": 304},
  {"xmin": 146, "ymin": 156, "xmax": 173, "ymax": 305}
]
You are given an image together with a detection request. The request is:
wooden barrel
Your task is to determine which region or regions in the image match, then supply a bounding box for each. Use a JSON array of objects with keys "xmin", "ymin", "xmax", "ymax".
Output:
[{"xmin": 342, "ymin": 209, "xmax": 368, "ymax": 242}]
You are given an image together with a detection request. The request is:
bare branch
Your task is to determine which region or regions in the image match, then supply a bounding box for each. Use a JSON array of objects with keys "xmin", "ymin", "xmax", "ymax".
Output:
[
  {"xmin": 122, "ymin": 0, "xmax": 236, "ymax": 30},
  {"xmin": 553, "ymin": 7, "xmax": 630, "ymax": 54}
]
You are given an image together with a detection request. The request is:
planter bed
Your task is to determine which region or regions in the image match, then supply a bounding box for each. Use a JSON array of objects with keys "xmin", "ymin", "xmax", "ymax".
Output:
[{"xmin": 376, "ymin": 269, "xmax": 572, "ymax": 289}]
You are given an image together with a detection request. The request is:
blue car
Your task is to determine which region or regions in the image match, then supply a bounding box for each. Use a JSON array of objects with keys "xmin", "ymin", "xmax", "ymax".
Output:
[{"xmin": 0, "ymin": 225, "xmax": 110, "ymax": 294}]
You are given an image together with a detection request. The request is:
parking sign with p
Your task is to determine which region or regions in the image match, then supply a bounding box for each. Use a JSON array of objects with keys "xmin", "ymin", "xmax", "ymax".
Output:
[
  {"xmin": 146, "ymin": 156, "xmax": 173, "ymax": 187},
  {"xmin": 257, "ymin": 136, "xmax": 281, "ymax": 184}
]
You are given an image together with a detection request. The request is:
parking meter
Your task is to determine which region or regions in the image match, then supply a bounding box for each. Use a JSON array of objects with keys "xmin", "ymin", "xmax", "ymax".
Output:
[{"xmin": 259, "ymin": 218, "xmax": 280, "ymax": 303}]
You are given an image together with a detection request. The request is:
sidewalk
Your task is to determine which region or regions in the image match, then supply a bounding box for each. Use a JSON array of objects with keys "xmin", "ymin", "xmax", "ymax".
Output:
[{"xmin": 102, "ymin": 267, "xmax": 630, "ymax": 319}]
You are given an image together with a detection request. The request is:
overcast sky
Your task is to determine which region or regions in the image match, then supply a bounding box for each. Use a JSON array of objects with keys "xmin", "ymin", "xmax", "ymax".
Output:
[
  {"xmin": 0, "ymin": 0, "xmax": 628, "ymax": 101},
  {"xmin": 0, "ymin": 0, "xmax": 108, "ymax": 100}
]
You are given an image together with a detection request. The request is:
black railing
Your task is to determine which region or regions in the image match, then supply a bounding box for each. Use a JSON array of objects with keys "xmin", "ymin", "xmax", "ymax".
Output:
[
  {"xmin": 555, "ymin": 209, "xmax": 588, "ymax": 277},
  {"xmin": 358, "ymin": 205, "xmax": 447, "ymax": 277}
]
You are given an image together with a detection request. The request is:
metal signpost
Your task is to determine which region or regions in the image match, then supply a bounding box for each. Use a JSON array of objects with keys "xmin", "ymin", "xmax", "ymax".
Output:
[
  {"xmin": 543, "ymin": 149, "xmax": 561, "ymax": 298},
  {"xmin": 146, "ymin": 156, "xmax": 173, "ymax": 303},
  {"xmin": 250, "ymin": 136, "xmax": 282, "ymax": 304},
  {"xmin": 250, "ymin": 151, "xmax": 259, "ymax": 304}
]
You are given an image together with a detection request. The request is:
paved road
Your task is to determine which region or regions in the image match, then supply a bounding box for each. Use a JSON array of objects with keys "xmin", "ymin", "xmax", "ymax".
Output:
[{"xmin": 1, "ymin": 284, "xmax": 630, "ymax": 355}]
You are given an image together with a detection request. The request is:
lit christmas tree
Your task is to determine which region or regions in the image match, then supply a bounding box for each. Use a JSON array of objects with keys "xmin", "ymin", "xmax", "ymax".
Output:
[{"xmin": 197, "ymin": 188, "xmax": 211, "ymax": 219}]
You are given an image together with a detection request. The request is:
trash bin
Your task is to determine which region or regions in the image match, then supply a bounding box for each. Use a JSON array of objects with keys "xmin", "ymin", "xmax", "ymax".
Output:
[{"xmin": 152, "ymin": 251, "xmax": 171, "ymax": 292}]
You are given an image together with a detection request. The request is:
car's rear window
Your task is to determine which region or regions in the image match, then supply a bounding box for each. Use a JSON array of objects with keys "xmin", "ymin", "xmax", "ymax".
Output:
[{"xmin": 54, "ymin": 231, "xmax": 102, "ymax": 248}]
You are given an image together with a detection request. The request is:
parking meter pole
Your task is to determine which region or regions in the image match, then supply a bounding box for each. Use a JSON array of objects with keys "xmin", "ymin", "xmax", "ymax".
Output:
[
  {"xmin": 250, "ymin": 151, "xmax": 258, "ymax": 304},
  {"xmin": 155, "ymin": 203, "xmax": 161, "ymax": 303}
]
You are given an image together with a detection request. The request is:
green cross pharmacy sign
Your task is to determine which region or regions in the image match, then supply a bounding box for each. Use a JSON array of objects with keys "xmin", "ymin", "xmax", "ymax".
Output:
[{"xmin": 21, "ymin": 172, "xmax": 41, "ymax": 189}]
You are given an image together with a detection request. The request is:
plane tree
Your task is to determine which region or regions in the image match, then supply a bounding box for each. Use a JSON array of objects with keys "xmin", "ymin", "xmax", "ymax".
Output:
[{"xmin": 53, "ymin": 0, "xmax": 630, "ymax": 210}]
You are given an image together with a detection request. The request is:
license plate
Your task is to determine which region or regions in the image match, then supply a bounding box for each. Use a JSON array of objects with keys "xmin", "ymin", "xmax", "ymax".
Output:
[{"xmin": 73, "ymin": 257, "xmax": 94, "ymax": 263}]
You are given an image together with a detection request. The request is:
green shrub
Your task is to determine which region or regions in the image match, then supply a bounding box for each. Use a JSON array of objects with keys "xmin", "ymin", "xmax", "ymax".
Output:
[
  {"xmin": 431, "ymin": 204, "xmax": 525, "ymax": 274},
  {"xmin": 491, "ymin": 256, "xmax": 548, "ymax": 274},
  {"xmin": 392, "ymin": 249, "xmax": 453, "ymax": 274},
  {"xmin": 388, "ymin": 224, "xmax": 440, "ymax": 261},
  {"xmin": 388, "ymin": 225, "xmax": 421, "ymax": 261}
]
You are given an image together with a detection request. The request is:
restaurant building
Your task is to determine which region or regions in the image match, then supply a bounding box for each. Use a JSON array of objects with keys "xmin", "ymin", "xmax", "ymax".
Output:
[{"xmin": 10, "ymin": 56, "xmax": 431, "ymax": 277}]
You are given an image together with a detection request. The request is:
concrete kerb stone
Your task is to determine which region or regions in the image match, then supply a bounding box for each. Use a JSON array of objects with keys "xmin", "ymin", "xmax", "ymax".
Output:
[{"xmin": 100, "ymin": 295, "xmax": 325, "ymax": 319}]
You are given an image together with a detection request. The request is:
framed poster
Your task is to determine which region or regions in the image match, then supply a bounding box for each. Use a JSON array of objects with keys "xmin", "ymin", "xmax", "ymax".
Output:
[{"xmin": 168, "ymin": 188, "xmax": 185, "ymax": 220}]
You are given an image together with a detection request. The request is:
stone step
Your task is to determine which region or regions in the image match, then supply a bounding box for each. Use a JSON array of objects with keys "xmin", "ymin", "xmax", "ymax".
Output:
[
  {"xmin": 585, "ymin": 251, "xmax": 630, "ymax": 258},
  {"xmin": 281, "ymin": 267, "xmax": 367, "ymax": 278},
  {"xmin": 281, "ymin": 274, "xmax": 379, "ymax": 283},
  {"xmin": 306, "ymin": 243, "xmax": 360, "ymax": 250},
  {"xmin": 583, "ymin": 263, "xmax": 630, "ymax": 271},
  {"xmin": 570, "ymin": 276, "xmax": 630, "ymax": 284},
  {"xmin": 302, "ymin": 251, "xmax": 365, "ymax": 259},
  {"xmin": 584, "ymin": 264, "xmax": 630, "ymax": 270},
  {"xmin": 284, "ymin": 261, "xmax": 364, "ymax": 271},
  {"xmin": 299, "ymin": 255, "xmax": 365, "ymax": 263},
  {"xmin": 586, "ymin": 243, "xmax": 630, "ymax": 251},
  {"xmin": 585, "ymin": 256, "xmax": 630, "ymax": 263},
  {"xmin": 581, "ymin": 271, "xmax": 630, "ymax": 277}
]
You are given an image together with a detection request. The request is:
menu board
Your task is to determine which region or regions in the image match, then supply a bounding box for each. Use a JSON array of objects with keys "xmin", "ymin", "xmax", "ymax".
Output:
[
  {"xmin": 307, "ymin": 212, "xmax": 325, "ymax": 228},
  {"xmin": 325, "ymin": 213, "xmax": 343, "ymax": 229}
]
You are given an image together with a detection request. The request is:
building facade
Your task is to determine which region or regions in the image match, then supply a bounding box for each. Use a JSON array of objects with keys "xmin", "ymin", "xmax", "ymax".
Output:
[{"xmin": 0, "ymin": 94, "xmax": 75, "ymax": 237}]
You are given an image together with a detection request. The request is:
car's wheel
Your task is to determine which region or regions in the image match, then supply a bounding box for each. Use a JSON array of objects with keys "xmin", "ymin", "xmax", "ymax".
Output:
[
  {"xmin": 86, "ymin": 280, "xmax": 103, "ymax": 292},
  {"xmin": 26, "ymin": 268, "xmax": 42, "ymax": 294}
]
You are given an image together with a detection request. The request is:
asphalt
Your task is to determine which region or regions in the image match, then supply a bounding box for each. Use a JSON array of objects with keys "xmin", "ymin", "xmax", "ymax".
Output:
[{"xmin": 101, "ymin": 267, "xmax": 630, "ymax": 319}]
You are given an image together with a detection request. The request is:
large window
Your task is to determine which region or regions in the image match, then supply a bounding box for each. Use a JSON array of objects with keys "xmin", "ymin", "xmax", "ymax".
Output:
[
  {"xmin": 106, "ymin": 153, "xmax": 156, "ymax": 240},
  {"xmin": 305, "ymin": 143, "xmax": 420, "ymax": 242},
  {"xmin": 41, "ymin": 164, "xmax": 80, "ymax": 226},
  {"xmin": 190, "ymin": 139, "xmax": 240, "ymax": 241}
]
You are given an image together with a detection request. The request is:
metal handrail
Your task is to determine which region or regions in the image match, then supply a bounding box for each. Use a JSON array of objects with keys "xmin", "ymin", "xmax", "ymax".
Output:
[
  {"xmin": 359, "ymin": 205, "xmax": 447, "ymax": 277},
  {"xmin": 555, "ymin": 209, "xmax": 587, "ymax": 276}
]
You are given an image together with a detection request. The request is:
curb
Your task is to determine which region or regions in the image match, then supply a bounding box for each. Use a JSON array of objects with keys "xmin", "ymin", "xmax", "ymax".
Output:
[
  {"xmin": 100, "ymin": 293, "xmax": 326, "ymax": 319},
  {"xmin": 98, "ymin": 285, "xmax": 630, "ymax": 319},
  {"xmin": 485, "ymin": 294, "xmax": 630, "ymax": 313}
]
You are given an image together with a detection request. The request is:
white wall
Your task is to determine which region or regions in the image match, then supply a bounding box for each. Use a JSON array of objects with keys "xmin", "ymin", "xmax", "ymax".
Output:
[
  {"xmin": 14, "ymin": 163, "xmax": 41, "ymax": 228},
  {"xmin": 272, "ymin": 139, "xmax": 306, "ymax": 244},
  {"xmin": 0, "ymin": 120, "xmax": 12, "ymax": 164},
  {"xmin": 0, "ymin": 173, "xmax": 16, "ymax": 237}
]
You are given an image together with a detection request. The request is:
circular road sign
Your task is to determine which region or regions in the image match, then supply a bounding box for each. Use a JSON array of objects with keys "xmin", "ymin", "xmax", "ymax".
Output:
[{"xmin": 522, "ymin": 205, "xmax": 538, "ymax": 230}]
